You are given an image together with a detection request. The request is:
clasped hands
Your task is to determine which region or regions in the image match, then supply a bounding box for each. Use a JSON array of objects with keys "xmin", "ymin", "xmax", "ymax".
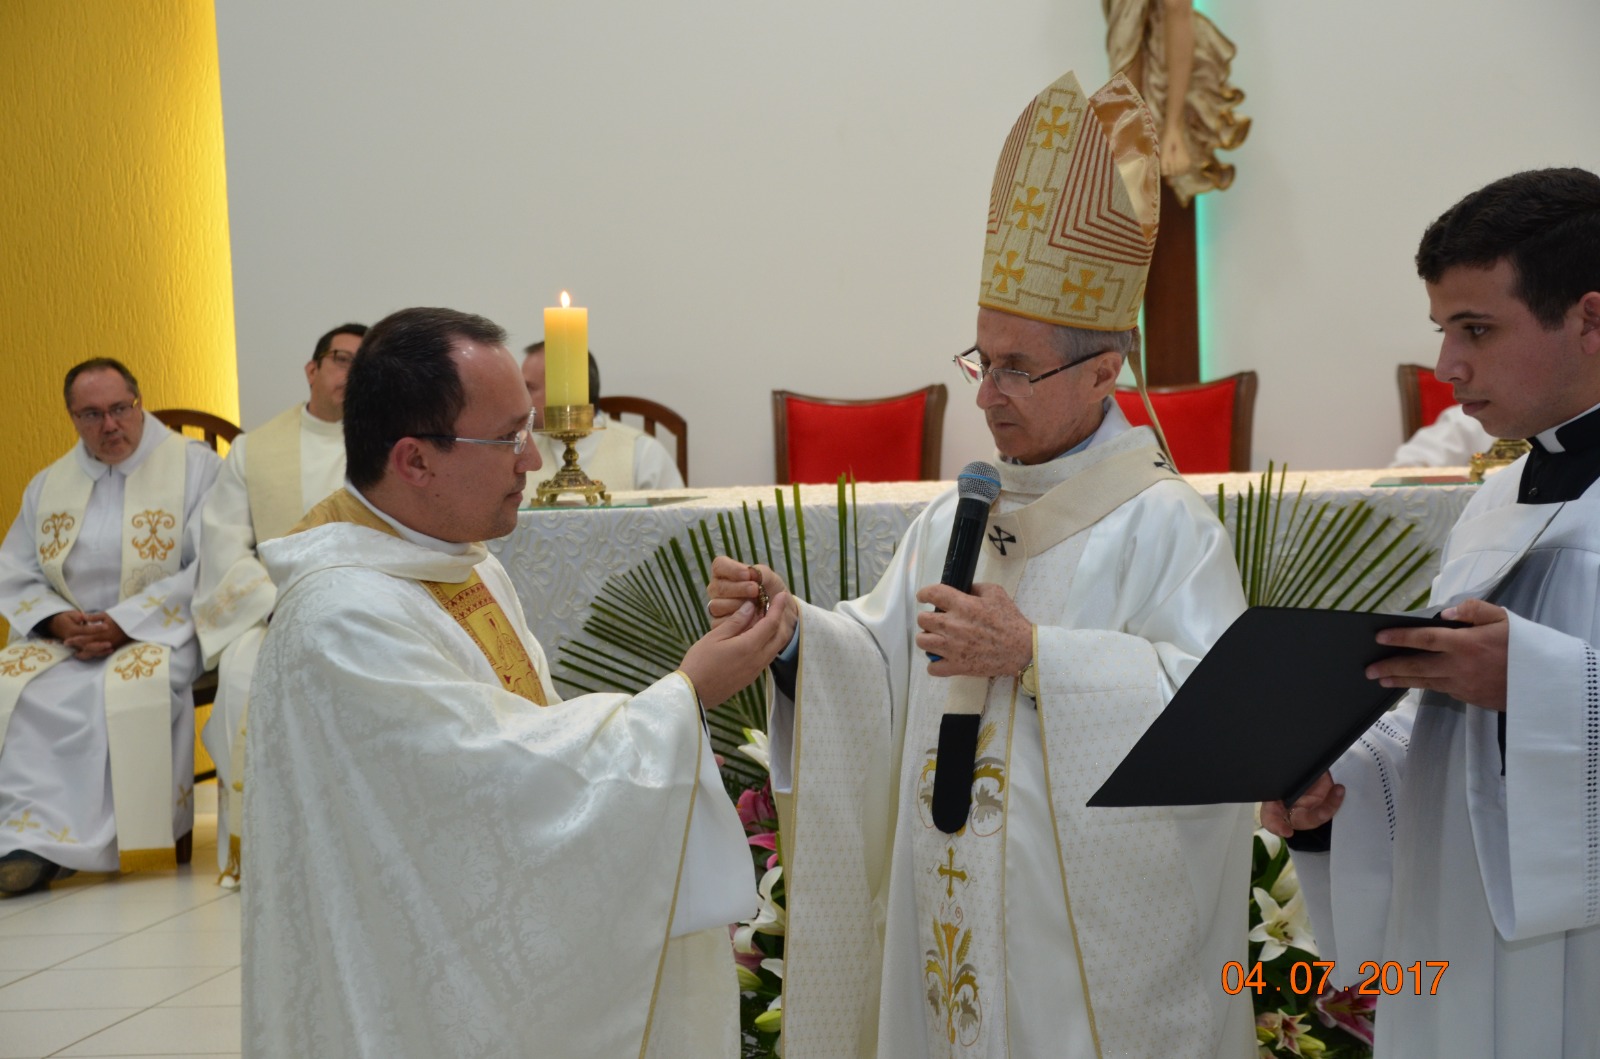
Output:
[
  {"xmin": 1262, "ymin": 598, "xmax": 1509, "ymax": 839},
  {"xmin": 706, "ymin": 556, "xmax": 1032, "ymax": 681},
  {"xmin": 45, "ymin": 610, "xmax": 130, "ymax": 661}
]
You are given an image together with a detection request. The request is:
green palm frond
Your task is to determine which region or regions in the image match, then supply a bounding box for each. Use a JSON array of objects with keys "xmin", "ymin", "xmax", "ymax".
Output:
[
  {"xmin": 1218, "ymin": 463, "xmax": 1434, "ymax": 612},
  {"xmin": 553, "ymin": 476, "xmax": 860, "ymax": 793}
]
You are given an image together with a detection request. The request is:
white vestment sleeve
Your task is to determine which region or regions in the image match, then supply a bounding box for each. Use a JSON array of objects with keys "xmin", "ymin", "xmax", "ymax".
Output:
[
  {"xmin": 633, "ymin": 433, "xmax": 685, "ymax": 490},
  {"xmin": 1491, "ymin": 613, "xmax": 1600, "ymax": 939},
  {"xmin": 194, "ymin": 434, "xmax": 273, "ymax": 666},
  {"xmin": 1294, "ymin": 697, "xmax": 1416, "ymax": 980}
]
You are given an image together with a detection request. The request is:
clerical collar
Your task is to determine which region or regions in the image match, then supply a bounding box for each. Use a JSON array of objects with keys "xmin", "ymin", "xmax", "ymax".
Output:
[
  {"xmin": 300, "ymin": 404, "xmax": 343, "ymax": 436},
  {"xmin": 1518, "ymin": 400, "xmax": 1600, "ymax": 504},
  {"xmin": 344, "ymin": 480, "xmax": 474, "ymax": 556},
  {"xmin": 72, "ymin": 410, "xmax": 169, "ymax": 481}
]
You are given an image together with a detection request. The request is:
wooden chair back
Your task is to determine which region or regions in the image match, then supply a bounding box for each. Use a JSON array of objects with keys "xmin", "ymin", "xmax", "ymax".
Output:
[
  {"xmin": 152, "ymin": 408, "xmax": 242, "ymax": 453},
  {"xmin": 595, "ymin": 396, "xmax": 689, "ymax": 485}
]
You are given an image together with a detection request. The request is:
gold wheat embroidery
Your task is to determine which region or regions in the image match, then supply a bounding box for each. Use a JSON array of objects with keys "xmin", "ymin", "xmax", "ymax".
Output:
[
  {"xmin": 39, "ymin": 512, "xmax": 75, "ymax": 561},
  {"xmin": 131, "ymin": 509, "xmax": 178, "ymax": 561},
  {"xmin": 0, "ymin": 645, "xmax": 55, "ymax": 677},
  {"xmin": 114, "ymin": 643, "xmax": 163, "ymax": 681},
  {"xmin": 925, "ymin": 911, "xmax": 982, "ymax": 1045}
]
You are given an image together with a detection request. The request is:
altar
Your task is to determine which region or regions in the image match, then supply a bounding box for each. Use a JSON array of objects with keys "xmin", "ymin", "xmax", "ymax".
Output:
[{"xmin": 488, "ymin": 469, "xmax": 1481, "ymax": 670}]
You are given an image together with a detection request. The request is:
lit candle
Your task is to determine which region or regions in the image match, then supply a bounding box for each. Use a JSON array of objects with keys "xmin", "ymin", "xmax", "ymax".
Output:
[{"xmin": 543, "ymin": 291, "xmax": 589, "ymax": 407}]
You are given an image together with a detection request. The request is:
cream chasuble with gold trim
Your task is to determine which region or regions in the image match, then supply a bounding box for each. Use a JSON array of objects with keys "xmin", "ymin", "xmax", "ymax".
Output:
[
  {"xmin": 773, "ymin": 415, "xmax": 1256, "ymax": 1059},
  {"xmin": 243, "ymin": 488, "xmax": 750, "ymax": 1058}
]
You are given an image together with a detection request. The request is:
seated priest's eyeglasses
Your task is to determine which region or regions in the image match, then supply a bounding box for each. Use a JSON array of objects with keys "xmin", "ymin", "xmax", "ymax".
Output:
[
  {"xmin": 413, "ymin": 409, "xmax": 537, "ymax": 455},
  {"xmin": 69, "ymin": 398, "xmax": 142, "ymax": 426}
]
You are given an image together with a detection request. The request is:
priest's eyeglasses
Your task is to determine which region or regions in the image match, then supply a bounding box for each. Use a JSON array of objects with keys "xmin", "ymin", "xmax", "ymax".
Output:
[
  {"xmin": 70, "ymin": 399, "xmax": 142, "ymax": 426},
  {"xmin": 952, "ymin": 347, "xmax": 1079, "ymax": 398},
  {"xmin": 414, "ymin": 410, "xmax": 537, "ymax": 455}
]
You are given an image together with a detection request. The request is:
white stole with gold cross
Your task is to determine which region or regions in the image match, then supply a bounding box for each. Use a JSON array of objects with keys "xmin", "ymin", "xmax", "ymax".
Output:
[
  {"xmin": 906, "ymin": 441, "xmax": 1176, "ymax": 1056},
  {"xmin": 0, "ymin": 432, "xmax": 190, "ymax": 870}
]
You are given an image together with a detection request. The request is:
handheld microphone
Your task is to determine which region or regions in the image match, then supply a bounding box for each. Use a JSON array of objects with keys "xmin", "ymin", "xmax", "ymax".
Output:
[
  {"xmin": 929, "ymin": 461, "xmax": 1000, "ymax": 834},
  {"xmin": 927, "ymin": 462, "xmax": 1002, "ymax": 660}
]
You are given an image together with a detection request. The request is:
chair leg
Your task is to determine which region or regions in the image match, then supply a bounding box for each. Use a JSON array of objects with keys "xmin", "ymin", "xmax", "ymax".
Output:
[{"xmin": 176, "ymin": 830, "xmax": 193, "ymax": 865}]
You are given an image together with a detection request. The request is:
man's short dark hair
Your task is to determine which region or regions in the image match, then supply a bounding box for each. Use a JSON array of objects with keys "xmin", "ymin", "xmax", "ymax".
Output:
[
  {"xmin": 1416, "ymin": 167, "xmax": 1600, "ymax": 328},
  {"xmin": 343, "ymin": 308, "xmax": 507, "ymax": 489},
  {"xmin": 63, "ymin": 358, "xmax": 140, "ymax": 408},
  {"xmin": 521, "ymin": 341, "xmax": 602, "ymax": 403},
  {"xmin": 312, "ymin": 323, "xmax": 369, "ymax": 363}
]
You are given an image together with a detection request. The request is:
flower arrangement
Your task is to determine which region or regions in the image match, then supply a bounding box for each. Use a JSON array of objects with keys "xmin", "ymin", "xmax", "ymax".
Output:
[
  {"xmin": 732, "ymin": 730, "xmax": 786, "ymax": 1057},
  {"xmin": 1248, "ymin": 829, "xmax": 1375, "ymax": 1058}
]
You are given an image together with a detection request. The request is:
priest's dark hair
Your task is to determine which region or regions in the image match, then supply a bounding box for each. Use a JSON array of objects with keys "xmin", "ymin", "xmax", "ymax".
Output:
[
  {"xmin": 523, "ymin": 341, "xmax": 603, "ymax": 403},
  {"xmin": 63, "ymin": 358, "xmax": 140, "ymax": 408},
  {"xmin": 311, "ymin": 322, "xmax": 369, "ymax": 363},
  {"xmin": 1416, "ymin": 167, "xmax": 1600, "ymax": 329},
  {"xmin": 344, "ymin": 307, "xmax": 507, "ymax": 489}
]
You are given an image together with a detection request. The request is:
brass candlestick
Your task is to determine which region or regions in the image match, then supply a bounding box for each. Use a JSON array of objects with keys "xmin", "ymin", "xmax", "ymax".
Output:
[
  {"xmin": 1468, "ymin": 437, "xmax": 1533, "ymax": 482},
  {"xmin": 533, "ymin": 404, "xmax": 611, "ymax": 506}
]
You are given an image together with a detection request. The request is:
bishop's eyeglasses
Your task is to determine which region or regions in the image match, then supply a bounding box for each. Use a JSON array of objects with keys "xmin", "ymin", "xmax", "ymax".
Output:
[
  {"xmin": 952, "ymin": 346, "xmax": 1083, "ymax": 398},
  {"xmin": 414, "ymin": 410, "xmax": 537, "ymax": 455}
]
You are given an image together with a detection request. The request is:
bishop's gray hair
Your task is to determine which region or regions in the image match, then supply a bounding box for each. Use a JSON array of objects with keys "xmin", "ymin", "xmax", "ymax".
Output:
[{"xmin": 1048, "ymin": 325, "xmax": 1137, "ymax": 367}]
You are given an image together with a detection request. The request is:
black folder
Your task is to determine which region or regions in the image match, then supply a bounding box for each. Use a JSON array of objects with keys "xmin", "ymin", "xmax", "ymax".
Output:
[{"xmin": 1087, "ymin": 606, "xmax": 1462, "ymax": 808}]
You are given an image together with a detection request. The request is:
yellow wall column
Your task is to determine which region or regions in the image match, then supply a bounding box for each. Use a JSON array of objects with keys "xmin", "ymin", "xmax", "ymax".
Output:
[{"xmin": 0, "ymin": 0, "xmax": 239, "ymax": 545}]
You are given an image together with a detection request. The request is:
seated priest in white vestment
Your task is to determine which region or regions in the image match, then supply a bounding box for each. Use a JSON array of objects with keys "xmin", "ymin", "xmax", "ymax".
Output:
[
  {"xmin": 1390, "ymin": 402, "xmax": 1496, "ymax": 467},
  {"xmin": 243, "ymin": 307, "xmax": 790, "ymax": 1059},
  {"xmin": 193, "ymin": 321, "xmax": 364, "ymax": 887},
  {"xmin": 523, "ymin": 342, "xmax": 685, "ymax": 489},
  {"xmin": 0, "ymin": 359, "xmax": 221, "ymax": 894},
  {"xmin": 1267, "ymin": 167, "xmax": 1600, "ymax": 1058},
  {"xmin": 707, "ymin": 71, "xmax": 1255, "ymax": 1059}
]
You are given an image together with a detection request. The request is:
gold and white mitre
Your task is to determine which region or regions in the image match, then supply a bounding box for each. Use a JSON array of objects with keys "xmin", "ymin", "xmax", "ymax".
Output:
[{"xmin": 980, "ymin": 70, "xmax": 1160, "ymax": 332}]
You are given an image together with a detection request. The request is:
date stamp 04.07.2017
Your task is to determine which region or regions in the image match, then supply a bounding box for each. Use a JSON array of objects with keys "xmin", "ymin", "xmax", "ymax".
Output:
[{"xmin": 1222, "ymin": 960, "xmax": 1450, "ymax": 998}]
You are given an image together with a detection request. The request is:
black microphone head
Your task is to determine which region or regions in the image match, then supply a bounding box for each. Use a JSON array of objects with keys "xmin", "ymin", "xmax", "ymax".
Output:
[{"xmin": 957, "ymin": 461, "xmax": 1001, "ymax": 505}]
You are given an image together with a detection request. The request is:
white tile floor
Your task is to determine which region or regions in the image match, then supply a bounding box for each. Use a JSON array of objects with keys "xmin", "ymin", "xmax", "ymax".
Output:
[{"xmin": 0, "ymin": 783, "xmax": 240, "ymax": 1059}]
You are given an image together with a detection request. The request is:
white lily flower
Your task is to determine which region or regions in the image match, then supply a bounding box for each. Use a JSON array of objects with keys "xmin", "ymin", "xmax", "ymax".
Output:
[
  {"xmin": 1255, "ymin": 827, "xmax": 1282, "ymax": 859},
  {"xmin": 760, "ymin": 957, "xmax": 785, "ymax": 981},
  {"xmin": 739, "ymin": 728, "xmax": 772, "ymax": 773},
  {"xmin": 1270, "ymin": 855, "xmax": 1301, "ymax": 906},
  {"xmin": 734, "ymin": 865, "xmax": 786, "ymax": 952},
  {"xmin": 1250, "ymin": 885, "xmax": 1318, "ymax": 961}
]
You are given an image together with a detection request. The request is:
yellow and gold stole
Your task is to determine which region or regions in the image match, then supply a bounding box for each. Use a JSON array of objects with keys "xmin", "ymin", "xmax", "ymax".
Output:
[{"xmin": 292, "ymin": 489, "xmax": 547, "ymax": 706}]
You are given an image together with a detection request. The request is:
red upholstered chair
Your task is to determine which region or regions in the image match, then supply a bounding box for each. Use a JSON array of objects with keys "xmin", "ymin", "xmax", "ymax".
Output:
[
  {"xmin": 1114, "ymin": 371, "xmax": 1257, "ymax": 473},
  {"xmin": 1397, "ymin": 363, "xmax": 1457, "ymax": 439},
  {"xmin": 773, "ymin": 385, "xmax": 947, "ymax": 484}
]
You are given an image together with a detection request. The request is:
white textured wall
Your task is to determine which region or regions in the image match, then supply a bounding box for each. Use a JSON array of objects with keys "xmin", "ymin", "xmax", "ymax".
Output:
[{"xmin": 217, "ymin": 0, "xmax": 1600, "ymax": 483}]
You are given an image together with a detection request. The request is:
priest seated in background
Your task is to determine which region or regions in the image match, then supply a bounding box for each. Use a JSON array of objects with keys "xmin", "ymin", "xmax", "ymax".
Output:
[
  {"xmin": 192, "ymin": 321, "xmax": 365, "ymax": 888},
  {"xmin": 243, "ymin": 306, "xmax": 791, "ymax": 1059},
  {"xmin": 1267, "ymin": 167, "xmax": 1600, "ymax": 1057},
  {"xmin": 707, "ymin": 71, "xmax": 1254, "ymax": 1058},
  {"xmin": 1390, "ymin": 401, "xmax": 1496, "ymax": 467},
  {"xmin": 0, "ymin": 359, "xmax": 220, "ymax": 894},
  {"xmin": 522, "ymin": 341, "xmax": 685, "ymax": 489}
]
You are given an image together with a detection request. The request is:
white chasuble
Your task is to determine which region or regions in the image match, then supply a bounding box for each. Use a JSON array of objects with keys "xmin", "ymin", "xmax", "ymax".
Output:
[
  {"xmin": 774, "ymin": 416, "xmax": 1255, "ymax": 1059},
  {"xmin": 243, "ymin": 492, "xmax": 751, "ymax": 1059},
  {"xmin": 0, "ymin": 415, "xmax": 219, "ymax": 872},
  {"xmin": 193, "ymin": 403, "xmax": 345, "ymax": 880},
  {"xmin": 1295, "ymin": 468, "xmax": 1600, "ymax": 1059}
]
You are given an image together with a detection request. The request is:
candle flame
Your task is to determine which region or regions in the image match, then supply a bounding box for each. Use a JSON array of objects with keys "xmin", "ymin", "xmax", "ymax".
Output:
[{"xmin": 560, "ymin": 290, "xmax": 571, "ymax": 309}]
